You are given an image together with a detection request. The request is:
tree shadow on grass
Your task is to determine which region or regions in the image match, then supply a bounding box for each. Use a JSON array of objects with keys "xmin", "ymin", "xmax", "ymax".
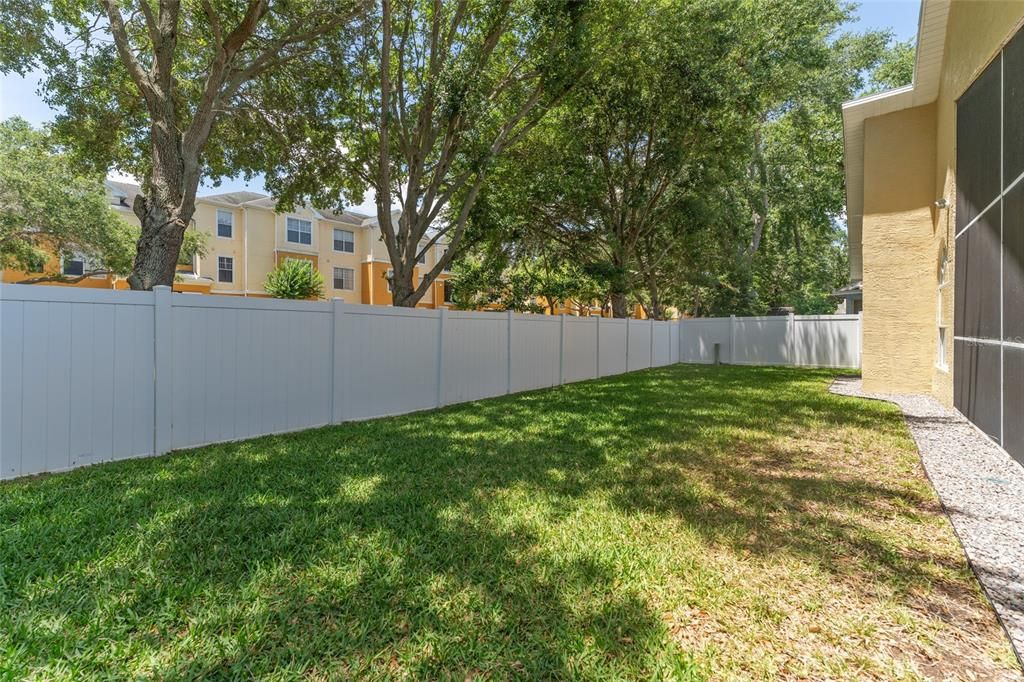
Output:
[{"xmin": 0, "ymin": 364, "xmax": 957, "ymax": 679}]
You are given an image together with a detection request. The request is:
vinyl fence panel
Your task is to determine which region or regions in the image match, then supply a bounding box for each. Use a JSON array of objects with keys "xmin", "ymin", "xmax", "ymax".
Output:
[
  {"xmin": 791, "ymin": 315, "xmax": 862, "ymax": 368},
  {"xmin": 170, "ymin": 296, "xmax": 333, "ymax": 449},
  {"xmin": 442, "ymin": 310, "xmax": 509, "ymax": 404},
  {"xmin": 598, "ymin": 318, "xmax": 627, "ymax": 377},
  {"xmin": 342, "ymin": 305, "xmax": 442, "ymax": 420},
  {"xmin": 562, "ymin": 316, "xmax": 599, "ymax": 383},
  {"xmin": 653, "ymin": 322, "xmax": 673, "ymax": 367},
  {"xmin": 1, "ymin": 288, "xmax": 155, "ymax": 478},
  {"xmin": 1, "ymin": 284, "xmax": 860, "ymax": 480},
  {"xmin": 627, "ymin": 319, "xmax": 653, "ymax": 371},
  {"xmin": 679, "ymin": 318, "xmax": 732, "ymax": 364},
  {"xmin": 679, "ymin": 314, "xmax": 860, "ymax": 369},
  {"xmin": 510, "ymin": 314, "xmax": 561, "ymax": 392},
  {"xmin": 733, "ymin": 317, "xmax": 789, "ymax": 366}
]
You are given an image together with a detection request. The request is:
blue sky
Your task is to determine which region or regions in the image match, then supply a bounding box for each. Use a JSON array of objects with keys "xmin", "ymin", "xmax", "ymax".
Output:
[{"xmin": 0, "ymin": 0, "xmax": 921, "ymax": 202}]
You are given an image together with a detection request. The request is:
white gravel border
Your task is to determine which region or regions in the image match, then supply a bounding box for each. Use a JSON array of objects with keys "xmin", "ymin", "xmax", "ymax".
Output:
[{"xmin": 830, "ymin": 377, "xmax": 1024, "ymax": 668}]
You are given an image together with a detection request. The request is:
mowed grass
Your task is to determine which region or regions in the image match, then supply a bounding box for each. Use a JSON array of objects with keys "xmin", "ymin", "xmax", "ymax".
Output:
[{"xmin": 1, "ymin": 365, "xmax": 1019, "ymax": 681}]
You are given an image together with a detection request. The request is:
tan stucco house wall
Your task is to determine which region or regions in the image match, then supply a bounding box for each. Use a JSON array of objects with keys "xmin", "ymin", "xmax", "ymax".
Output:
[{"xmin": 846, "ymin": 0, "xmax": 1024, "ymax": 404}]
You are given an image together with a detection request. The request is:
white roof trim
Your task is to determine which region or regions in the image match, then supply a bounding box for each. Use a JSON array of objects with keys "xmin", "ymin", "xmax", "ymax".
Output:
[{"xmin": 842, "ymin": 0, "xmax": 951, "ymax": 282}]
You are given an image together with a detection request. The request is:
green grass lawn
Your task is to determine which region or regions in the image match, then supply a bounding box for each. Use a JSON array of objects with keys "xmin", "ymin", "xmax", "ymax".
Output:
[{"xmin": 1, "ymin": 365, "xmax": 1018, "ymax": 680}]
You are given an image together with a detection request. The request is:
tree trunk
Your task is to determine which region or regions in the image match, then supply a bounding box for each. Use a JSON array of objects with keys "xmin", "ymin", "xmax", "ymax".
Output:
[
  {"xmin": 647, "ymin": 272, "xmax": 662, "ymax": 320},
  {"xmin": 610, "ymin": 291, "xmax": 628, "ymax": 318},
  {"xmin": 127, "ymin": 199, "xmax": 188, "ymax": 290}
]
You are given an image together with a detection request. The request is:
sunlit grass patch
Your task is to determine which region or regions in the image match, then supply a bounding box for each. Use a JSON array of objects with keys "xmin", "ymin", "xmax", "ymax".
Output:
[{"xmin": 0, "ymin": 365, "xmax": 1017, "ymax": 680}]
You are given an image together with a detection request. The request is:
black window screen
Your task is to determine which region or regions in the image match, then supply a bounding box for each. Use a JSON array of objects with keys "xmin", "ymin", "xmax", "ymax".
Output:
[{"xmin": 954, "ymin": 25, "xmax": 1024, "ymax": 465}]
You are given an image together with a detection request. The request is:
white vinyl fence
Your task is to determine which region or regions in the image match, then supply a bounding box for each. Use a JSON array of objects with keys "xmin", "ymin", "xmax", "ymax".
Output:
[
  {"xmin": 679, "ymin": 314, "xmax": 861, "ymax": 368},
  {"xmin": 0, "ymin": 285, "xmax": 859, "ymax": 480}
]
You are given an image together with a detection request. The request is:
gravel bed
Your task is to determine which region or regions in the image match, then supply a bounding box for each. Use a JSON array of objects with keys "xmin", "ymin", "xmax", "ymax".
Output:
[{"xmin": 830, "ymin": 376, "xmax": 1024, "ymax": 667}]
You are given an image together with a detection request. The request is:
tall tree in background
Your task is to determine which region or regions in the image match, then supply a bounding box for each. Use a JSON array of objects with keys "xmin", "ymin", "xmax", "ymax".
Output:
[
  {"xmin": 703, "ymin": 28, "xmax": 904, "ymax": 315},
  {"xmin": 0, "ymin": 117, "xmax": 207, "ymax": 282},
  {"xmin": 272, "ymin": 0, "xmax": 589, "ymax": 307},
  {"xmin": 0, "ymin": 118, "xmax": 129, "ymax": 275},
  {"xmin": 488, "ymin": 0, "xmax": 750, "ymax": 317},
  {"xmin": 0, "ymin": 0, "xmax": 365, "ymax": 290}
]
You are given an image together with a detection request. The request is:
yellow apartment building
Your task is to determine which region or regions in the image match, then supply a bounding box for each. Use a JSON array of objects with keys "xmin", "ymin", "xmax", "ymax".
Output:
[
  {"xmin": 2, "ymin": 181, "xmax": 455, "ymax": 309},
  {"xmin": 840, "ymin": 0, "xmax": 1024, "ymax": 465}
]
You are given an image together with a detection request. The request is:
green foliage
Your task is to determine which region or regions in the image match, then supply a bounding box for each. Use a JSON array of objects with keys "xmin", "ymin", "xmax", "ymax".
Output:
[
  {"xmin": 2, "ymin": 365, "xmax": 1010, "ymax": 678},
  {"xmin": 264, "ymin": 259, "xmax": 325, "ymax": 300},
  {"xmin": 268, "ymin": 0, "xmax": 592, "ymax": 306},
  {"xmin": 0, "ymin": 117, "xmax": 128, "ymax": 275},
  {"xmin": 4, "ymin": 1, "xmax": 361, "ymax": 184},
  {"xmin": 866, "ymin": 39, "xmax": 916, "ymax": 93}
]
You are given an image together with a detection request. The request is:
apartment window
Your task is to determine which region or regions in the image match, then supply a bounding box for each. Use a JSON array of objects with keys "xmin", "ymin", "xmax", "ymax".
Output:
[
  {"xmin": 218, "ymin": 256, "xmax": 233, "ymax": 283},
  {"xmin": 63, "ymin": 257, "xmax": 85, "ymax": 276},
  {"xmin": 443, "ymin": 280, "xmax": 454, "ymax": 304},
  {"xmin": 333, "ymin": 267, "xmax": 354, "ymax": 290},
  {"xmin": 216, "ymin": 209, "xmax": 233, "ymax": 238},
  {"xmin": 333, "ymin": 229, "xmax": 355, "ymax": 253},
  {"xmin": 286, "ymin": 217, "xmax": 312, "ymax": 245}
]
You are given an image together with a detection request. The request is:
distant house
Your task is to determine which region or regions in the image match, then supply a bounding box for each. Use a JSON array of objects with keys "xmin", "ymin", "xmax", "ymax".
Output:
[
  {"xmin": 2, "ymin": 182, "xmax": 455, "ymax": 309},
  {"xmin": 841, "ymin": 0, "xmax": 1024, "ymax": 465}
]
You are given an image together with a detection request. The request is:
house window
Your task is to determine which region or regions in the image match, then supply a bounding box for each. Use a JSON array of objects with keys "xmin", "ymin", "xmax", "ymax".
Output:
[
  {"xmin": 218, "ymin": 256, "xmax": 233, "ymax": 283},
  {"xmin": 63, "ymin": 257, "xmax": 85, "ymax": 276},
  {"xmin": 441, "ymin": 250, "xmax": 451, "ymax": 272},
  {"xmin": 216, "ymin": 209, "xmax": 233, "ymax": 238},
  {"xmin": 286, "ymin": 217, "xmax": 312, "ymax": 245},
  {"xmin": 386, "ymin": 269, "xmax": 394, "ymax": 293},
  {"xmin": 333, "ymin": 267, "xmax": 354, "ymax": 290},
  {"xmin": 333, "ymin": 229, "xmax": 355, "ymax": 253},
  {"xmin": 443, "ymin": 280, "xmax": 454, "ymax": 303},
  {"xmin": 416, "ymin": 251, "xmax": 426, "ymax": 265}
]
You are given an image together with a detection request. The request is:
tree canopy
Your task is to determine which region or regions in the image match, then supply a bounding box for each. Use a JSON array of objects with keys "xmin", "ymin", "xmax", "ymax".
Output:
[
  {"xmin": 0, "ymin": 117, "xmax": 207, "ymax": 281},
  {"xmin": 0, "ymin": 0, "xmax": 365, "ymax": 289}
]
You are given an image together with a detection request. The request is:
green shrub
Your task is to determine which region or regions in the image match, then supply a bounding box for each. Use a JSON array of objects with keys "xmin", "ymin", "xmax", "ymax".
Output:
[{"xmin": 264, "ymin": 259, "xmax": 324, "ymax": 299}]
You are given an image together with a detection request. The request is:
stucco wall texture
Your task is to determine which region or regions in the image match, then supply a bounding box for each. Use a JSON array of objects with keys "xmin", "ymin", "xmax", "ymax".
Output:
[{"xmin": 860, "ymin": 2, "xmax": 1024, "ymax": 403}]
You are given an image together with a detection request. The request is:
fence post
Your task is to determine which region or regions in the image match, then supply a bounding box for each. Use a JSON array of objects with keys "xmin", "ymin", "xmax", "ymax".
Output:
[
  {"xmin": 649, "ymin": 318, "xmax": 654, "ymax": 368},
  {"xmin": 506, "ymin": 310, "xmax": 513, "ymax": 394},
  {"xmin": 677, "ymin": 318, "xmax": 683, "ymax": 364},
  {"xmin": 625, "ymin": 316, "xmax": 631, "ymax": 371},
  {"xmin": 729, "ymin": 314, "xmax": 736, "ymax": 365},
  {"xmin": 558, "ymin": 314, "xmax": 566, "ymax": 385},
  {"xmin": 437, "ymin": 307, "xmax": 447, "ymax": 407},
  {"xmin": 331, "ymin": 298, "xmax": 345, "ymax": 423},
  {"xmin": 152, "ymin": 285, "xmax": 172, "ymax": 456},
  {"xmin": 787, "ymin": 312, "xmax": 796, "ymax": 366},
  {"xmin": 595, "ymin": 314, "xmax": 601, "ymax": 378}
]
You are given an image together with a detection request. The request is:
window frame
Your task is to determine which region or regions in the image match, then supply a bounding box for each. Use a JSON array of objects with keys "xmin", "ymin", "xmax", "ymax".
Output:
[
  {"xmin": 217, "ymin": 256, "xmax": 234, "ymax": 283},
  {"xmin": 286, "ymin": 216, "xmax": 313, "ymax": 246},
  {"xmin": 333, "ymin": 266, "xmax": 354, "ymax": 290},
  {"xmin": 62, "ymin": 256, "xmax": 85, "ymax": 277},
  {"xmin": 333, "ymin": 228, "xmax": 355, "ymax": 253},
  {"xmin": 216, "ymin": 209, "xmax": 233, "ymax": 239}
]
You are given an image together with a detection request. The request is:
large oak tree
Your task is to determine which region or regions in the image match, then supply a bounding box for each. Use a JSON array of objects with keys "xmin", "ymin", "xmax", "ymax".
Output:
[
  {"xmin": 269, "ymin": 0, "xmax": 589, "ymax": 307},
  {"xmin": 1, "ymin": 0, "xmax": 365, "ymax": 289}
]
